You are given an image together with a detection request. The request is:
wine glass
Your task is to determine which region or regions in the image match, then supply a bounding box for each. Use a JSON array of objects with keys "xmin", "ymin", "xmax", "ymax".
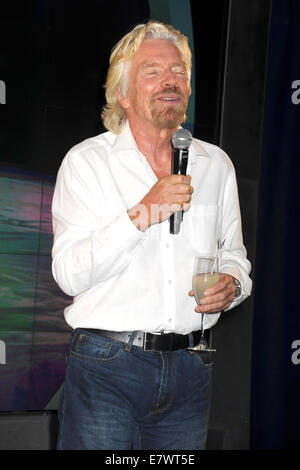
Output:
[{"xmin": 190, "ymin": 256, "xmax": 219, "ymax": 351}]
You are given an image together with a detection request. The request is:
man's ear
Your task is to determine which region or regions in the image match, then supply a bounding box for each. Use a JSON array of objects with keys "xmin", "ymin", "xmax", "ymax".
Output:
[{"xmin": 116, "ymin": 88, "xmax": 130, "ymax": 109}]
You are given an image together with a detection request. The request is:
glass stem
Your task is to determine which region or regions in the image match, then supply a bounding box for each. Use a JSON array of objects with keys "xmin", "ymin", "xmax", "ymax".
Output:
[{"xmin": 201, "ymin": 313, "xmax": 205, "ymax": 338}]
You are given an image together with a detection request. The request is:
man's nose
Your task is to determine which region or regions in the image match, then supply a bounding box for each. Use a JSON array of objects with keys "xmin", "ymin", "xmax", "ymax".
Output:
[{"xmin": 162, "ymin": 70, "xmax": 177, "ymax": 87}]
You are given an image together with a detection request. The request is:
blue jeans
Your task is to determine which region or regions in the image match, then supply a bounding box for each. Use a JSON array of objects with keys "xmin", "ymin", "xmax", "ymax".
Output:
[{"xmin": 57, "ymin": 329, "xmax": 213, "ymax": 450}]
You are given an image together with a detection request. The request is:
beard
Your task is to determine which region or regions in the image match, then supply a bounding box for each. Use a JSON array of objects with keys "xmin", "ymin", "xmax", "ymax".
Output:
[{"xmin": 150, "ymin": 86, "xmax": 188, "ymax": 129}]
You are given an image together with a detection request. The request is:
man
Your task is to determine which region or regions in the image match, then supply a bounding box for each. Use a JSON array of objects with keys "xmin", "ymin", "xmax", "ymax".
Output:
[{"xmin": 52, "ymin": 21, "xmax": 252, "ymax": 450}]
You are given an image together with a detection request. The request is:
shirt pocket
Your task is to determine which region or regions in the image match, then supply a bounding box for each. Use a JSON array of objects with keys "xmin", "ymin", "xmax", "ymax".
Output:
[{"xmin": 184, "ymin": 203, "xmax": 220, "ymax": 257}]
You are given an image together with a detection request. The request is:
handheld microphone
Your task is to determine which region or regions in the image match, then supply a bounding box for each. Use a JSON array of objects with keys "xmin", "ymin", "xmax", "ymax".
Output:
[{"xmin": 170, "ymin": 128, "xmax": 193, "ymax": 234}]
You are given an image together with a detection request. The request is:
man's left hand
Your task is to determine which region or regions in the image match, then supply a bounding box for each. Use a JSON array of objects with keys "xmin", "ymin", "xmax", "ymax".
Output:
[{"xmin": 188, "ymin": 274, "xmax": 237, "ymax": 313}]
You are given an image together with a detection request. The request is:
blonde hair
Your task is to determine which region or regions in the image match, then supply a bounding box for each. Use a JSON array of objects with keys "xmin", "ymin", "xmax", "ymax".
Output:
[{"xmin": 101, "ymin": 20, "xmax": 192, "ymax": 134}]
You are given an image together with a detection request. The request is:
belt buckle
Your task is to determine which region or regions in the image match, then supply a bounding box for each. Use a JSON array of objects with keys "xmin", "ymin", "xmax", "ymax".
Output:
[
  {"xmin": 143, "ymin": 332, "xmax": 173, "ymax": 352},
  {"xmin": 143, "ymin": 332, "xmax": 163, "ymax": 352}
]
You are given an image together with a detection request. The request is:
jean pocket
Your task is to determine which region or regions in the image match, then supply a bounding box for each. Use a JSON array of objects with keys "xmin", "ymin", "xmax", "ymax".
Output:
[
  {"xmin": 70, "ymin": 331, "xmax": 124, "ymax": 363},
  {"xmin": 187, "ymin": 350, "xmax": 213, "ymax": 369}
]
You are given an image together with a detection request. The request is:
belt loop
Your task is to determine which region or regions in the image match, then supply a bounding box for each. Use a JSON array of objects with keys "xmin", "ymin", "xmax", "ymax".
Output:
[
  {"xmin": 188, "ymin": 333, "xmax": 194, "ymax": 348},
  {"xmin": 124, "ymin": 331, "xmax": 137, "ymax": 352}
]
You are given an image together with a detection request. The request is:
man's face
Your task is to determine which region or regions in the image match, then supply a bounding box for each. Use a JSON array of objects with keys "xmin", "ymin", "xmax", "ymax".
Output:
[{"xmin": 120, "ymin": 39, "xmax": 191, "ymax": 130}]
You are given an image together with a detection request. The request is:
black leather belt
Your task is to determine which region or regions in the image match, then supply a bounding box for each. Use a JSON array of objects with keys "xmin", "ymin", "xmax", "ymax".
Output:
[{"xmin": 82, "ymin": 328, "xmax": 210, "ymax": 352}]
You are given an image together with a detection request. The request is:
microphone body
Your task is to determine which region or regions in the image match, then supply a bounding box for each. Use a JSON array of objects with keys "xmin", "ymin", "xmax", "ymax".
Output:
[{"xmin": 170, "ymin": 128, "xmax": 192, "ymax": 234}]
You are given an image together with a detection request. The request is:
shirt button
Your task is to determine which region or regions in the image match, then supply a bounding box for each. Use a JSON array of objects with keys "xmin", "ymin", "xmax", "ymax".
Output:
[
  {"xmin": 168, "ymin": 280, "xmax": 172, "ymax": 284},
  {"xmin": 166, "ymin": 243, "xmax": 170, "ymax": 248},
  {"xmin": 168, "ymin": 318, "xmax": 172, "ymax": 323}
]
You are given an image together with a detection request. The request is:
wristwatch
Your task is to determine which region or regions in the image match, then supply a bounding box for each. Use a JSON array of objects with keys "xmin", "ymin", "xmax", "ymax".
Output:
[{"xmin": 233, "ymin": 278, "xmax": 241, "ymax": 298}]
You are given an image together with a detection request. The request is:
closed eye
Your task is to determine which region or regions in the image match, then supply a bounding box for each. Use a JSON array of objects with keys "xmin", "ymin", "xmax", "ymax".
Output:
[
  {"xmin": 144, "ymin": 68, "xmax": 161, "ymax": 76},
  {"xmin": 172, "ymin": 67, "xmax": 186, "ymax": 75}
]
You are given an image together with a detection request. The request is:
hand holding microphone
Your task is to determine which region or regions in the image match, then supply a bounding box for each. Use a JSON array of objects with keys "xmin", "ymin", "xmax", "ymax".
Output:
[{"xmin": 127, "ymin": 129, "xmax": 193, "ymax": 232}]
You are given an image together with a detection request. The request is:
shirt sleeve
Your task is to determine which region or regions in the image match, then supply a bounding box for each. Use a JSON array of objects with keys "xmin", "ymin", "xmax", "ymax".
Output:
[
  {"xmin": 51, "ymin": 150, "xmax": 146, "ymax": 297},
  {"xmin": 219, "ymin": 164, "xmax": 252, "ymax": 310}
]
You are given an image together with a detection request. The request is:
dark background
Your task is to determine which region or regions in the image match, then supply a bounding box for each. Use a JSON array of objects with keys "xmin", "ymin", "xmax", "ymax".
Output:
[
  {"xmin": 0, "ymin": 0, "xmax": 150, "ymax": 174},
  {"xmin": 0, "ymin": 0, "xmax": 229, "ymax": 174},
  {"xmin": 0, "ymin": 0, "xmax": 299, "ymax": 450}
]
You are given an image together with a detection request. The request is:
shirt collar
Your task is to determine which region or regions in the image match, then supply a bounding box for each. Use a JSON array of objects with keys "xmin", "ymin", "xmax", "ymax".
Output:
[
  {"xmin": 111, "ymin": 121, "xmax": 210, "ymax": 162},
  {"xmin": 111, "ymin": 121, "xmax": 140, "ymax": 154},
  {"xmin": 189, "ymin": 138, "xmax": 209, "ymax": 163}
]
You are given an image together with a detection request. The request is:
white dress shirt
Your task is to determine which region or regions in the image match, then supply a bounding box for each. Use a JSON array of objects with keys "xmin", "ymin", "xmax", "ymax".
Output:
[{"xmin": 51, "ymin": 122, "xmax": 252, "ymax": 334}]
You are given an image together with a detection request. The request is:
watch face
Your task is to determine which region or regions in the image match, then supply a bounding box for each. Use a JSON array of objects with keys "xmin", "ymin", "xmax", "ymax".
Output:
[{"xmin": 234, "ymin": 279, "xmax": 241, "ymax": 298}]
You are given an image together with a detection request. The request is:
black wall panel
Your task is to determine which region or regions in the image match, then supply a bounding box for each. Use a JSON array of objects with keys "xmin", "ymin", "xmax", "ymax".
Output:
[
  {"xmin": 190, "ymin": 0, "xmax": 229, "ymax": 144},
  {"xmin": 209, "ymin": 0, "xmax": 271, "ymax": 449}
]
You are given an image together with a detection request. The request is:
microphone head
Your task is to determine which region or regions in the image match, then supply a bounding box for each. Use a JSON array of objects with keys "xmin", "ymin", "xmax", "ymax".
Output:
[{"xmin": 172, "ymin": 128, "xmax": 193, "ymax": 149}]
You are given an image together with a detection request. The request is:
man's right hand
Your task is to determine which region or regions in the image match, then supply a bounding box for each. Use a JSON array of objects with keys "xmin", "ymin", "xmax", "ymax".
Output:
[{"xmin": 128, "ymin": 174, "xmax": 193, "ymax": 231}]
